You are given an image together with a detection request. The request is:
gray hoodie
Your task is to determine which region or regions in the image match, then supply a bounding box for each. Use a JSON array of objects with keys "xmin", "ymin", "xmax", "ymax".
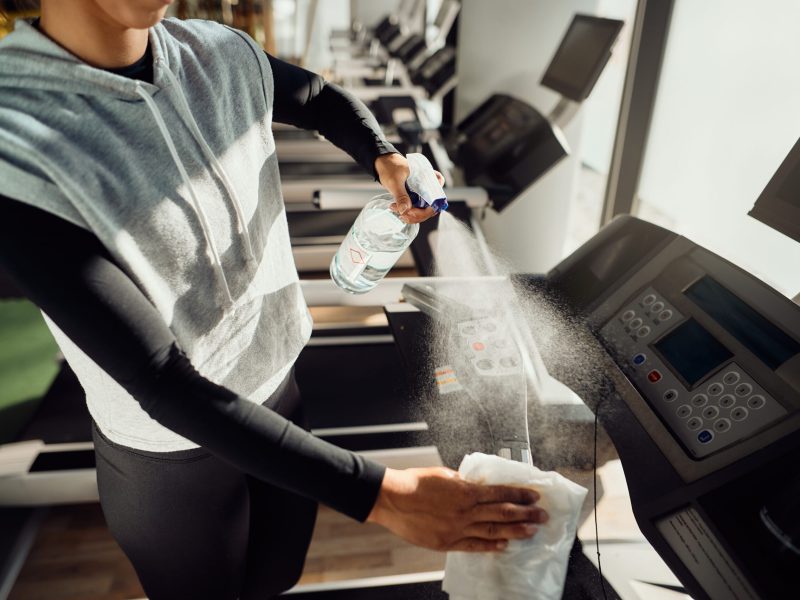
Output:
[{"xmin": 0, "ymin": 19, "xmax": 312, "ymax": 451}]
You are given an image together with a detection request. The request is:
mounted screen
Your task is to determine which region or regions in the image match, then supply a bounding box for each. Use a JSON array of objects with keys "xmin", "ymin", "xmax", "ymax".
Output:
[
  {"xmin": 654, "ymin": 318, "xmax": 733, "ymax": 387},
  {"xmin": 541, "ymin": 14, "xmax": 624, "ymax": 101},
  {"xmin": 685, "ymin": 276, "xmax": 800, "ymax": 370},
  {"xmin": 749, "ymin": 136, "xmax": 800, "ymax": 244}
]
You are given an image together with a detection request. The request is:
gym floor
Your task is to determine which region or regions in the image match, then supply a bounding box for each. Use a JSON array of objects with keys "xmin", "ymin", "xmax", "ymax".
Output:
[{"xmin": 7, "ymin": 502, "xmax": 446, "ymax": 600}]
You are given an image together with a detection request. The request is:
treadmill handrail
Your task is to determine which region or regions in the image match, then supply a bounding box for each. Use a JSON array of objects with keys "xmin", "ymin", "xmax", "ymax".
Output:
[{"xmin": 314, "ymin": 186, "xmax": 489, "ymax": 210}]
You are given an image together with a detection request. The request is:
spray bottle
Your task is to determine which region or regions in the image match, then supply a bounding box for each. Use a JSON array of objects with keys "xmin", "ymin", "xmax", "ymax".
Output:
[{"xmin": 330, "ymin": 153, "xmax": 448, "ymax": 294}]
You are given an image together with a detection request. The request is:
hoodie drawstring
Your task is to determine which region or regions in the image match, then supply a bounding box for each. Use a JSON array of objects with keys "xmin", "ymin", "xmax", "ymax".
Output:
[
  {"xmin": 135, "ymin": 81, "xmax": 235, "ymax": 308},
  {"xmin": 160, "ymin": 66, "xmax": 256, "ymax": 263}
]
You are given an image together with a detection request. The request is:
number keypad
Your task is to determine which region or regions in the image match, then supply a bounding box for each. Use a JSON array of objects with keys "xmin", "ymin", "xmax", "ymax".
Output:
[{"xmin": 601, "ymin": 286, "xmax": 788, "ymax": 459}]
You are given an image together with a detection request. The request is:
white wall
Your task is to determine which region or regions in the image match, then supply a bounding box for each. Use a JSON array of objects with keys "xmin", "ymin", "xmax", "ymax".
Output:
[
  {"xmin": 299, "ymin": 0, "xmax": 350, "ymax": 71},
  {"xmin": 456, "ymin": 0, "xmax": 598, "ymax": 274},
  {"xmin": 636, "ymin": 0, "xmax": 800, "ymax": 298}
]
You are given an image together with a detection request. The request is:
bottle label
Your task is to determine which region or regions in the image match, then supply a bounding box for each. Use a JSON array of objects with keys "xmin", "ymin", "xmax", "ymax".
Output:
[{"xmin": 340, "ymin": 230, "xmax": 373, "ymax": 281}]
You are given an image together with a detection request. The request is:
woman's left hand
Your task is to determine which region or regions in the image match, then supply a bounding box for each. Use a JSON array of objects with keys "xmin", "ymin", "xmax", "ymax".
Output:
[{"xmin": 374, "ymin": 153, "xmax": 444, "ymax": 225}]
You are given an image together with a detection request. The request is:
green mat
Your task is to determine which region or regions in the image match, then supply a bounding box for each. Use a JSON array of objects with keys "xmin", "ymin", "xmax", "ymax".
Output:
[{"xmin": 0, "ymin": 300, "xmax": 60, "ymax": 443}]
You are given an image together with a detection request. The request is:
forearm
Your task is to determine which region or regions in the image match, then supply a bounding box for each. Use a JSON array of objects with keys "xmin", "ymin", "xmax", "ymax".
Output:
[{"xmin": 131, "ymin": 342, "xmax": 383, "ymax": 520}]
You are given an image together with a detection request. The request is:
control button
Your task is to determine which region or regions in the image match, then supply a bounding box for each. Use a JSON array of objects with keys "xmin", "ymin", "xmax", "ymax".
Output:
[
  {"xmin": 629, "ymin": 317, "xmax": 643, "ymax": 330},
  {"xmin": 686, "ymin": 417, "xmax": 703, "ymax": 431},
  {"xmin": 492, "ymin": 338, "xmax": 509, "ymax": 349},
  {"xmin": 482, "ymin": 321, "xmax": 497, "ymax": 332},
  {"xmin": 691, "ymin": 393, "xmax": 708, "ymax": 408},
  {"xmin": 676, "ymin": 405, "xmax": 692, "ymax": 419},
  {"xmin": 642, "ymin": 294, "xmax": 656, "ymax": 306},
  {"xmin": 731, "ymin": 406, "xmax": 749, "ymax": 421},
  {"xmin": 462, "ymin": 325, "xmax": 477, "ymax": 336},
  {"xmin": 647, "ymin": 370, "xmax": 662, "ymax": 383},
  {"xmin": 735, "ymin": 383, "xmax": 753, "ymax": 397},
  {"xmin": 632, "ymin": 353, "xmax": 647, "ymax": 366},
  {"xmin": 476, "ymin": 359, "xmax": 494, "ymax": 370},
  {"xmin": 719, "ymin": 394, "xmax": 736, "ymax": 408},
  {"xmin": 697, "ymin": 430, "xmax": 714, "ymax": 444},
  {"xmin": 621, "ymin": 309, "xmax": 636, "ymax": 323},
  {"xmin": 651, "ymin": 301, "xmax": 665, "ymax": 314},
  {"xmin": 747, "ymin": 395, "xmax": 766, "ymax": 410},
  {"xmin": 663, "ymin": 389, "xmax": 679, "ymax": 402},
  {"xmin": 707, "ymin": 382, "xmax": 724, "ymax": 396},
  {"xmin": 658, "ymin": 309, "xmax": 673, "ymax": 322},
  {"xmin": 472, "ymin": 342, "xmax": 486, "ymax": 351},
  {"xmin": 637, "ymin": 326, "xmax": 651, "ymax": 338},
  {"xmin": 713, "ymin": 419, "xmax": 731, "ymax": 433},
  {"xmin": 702, "ymin": 405, "xmax": 720, "ymax": 420},
  {"xmin": 722, "ymin": 371, "xmax": 740, "ymax": 386},
  {"xmin": 499, "ymin": 356, "xmax": 518, "ymax": 368}
]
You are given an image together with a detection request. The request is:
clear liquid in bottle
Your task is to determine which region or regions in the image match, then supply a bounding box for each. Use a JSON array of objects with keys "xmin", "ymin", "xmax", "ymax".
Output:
[{"xmin": 329, "ymin": 193, "xmax": 419, "ymax": 294}]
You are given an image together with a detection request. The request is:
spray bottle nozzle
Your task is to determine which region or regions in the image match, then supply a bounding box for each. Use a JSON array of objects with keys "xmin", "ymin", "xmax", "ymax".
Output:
[{"xmin": 405, "ymin": 153, "xmax": 448, "ymax": 212}]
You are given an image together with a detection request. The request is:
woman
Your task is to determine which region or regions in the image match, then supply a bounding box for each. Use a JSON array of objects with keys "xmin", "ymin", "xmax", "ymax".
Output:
[{"xmin": 0, "ymin": 1, "xmax": 547, "ymax": 598}]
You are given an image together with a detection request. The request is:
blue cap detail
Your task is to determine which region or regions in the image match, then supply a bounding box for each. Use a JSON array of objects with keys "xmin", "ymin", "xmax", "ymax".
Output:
[{"xmin": 405, "ymin": 182, "xmax": 448, "ymax": 212}]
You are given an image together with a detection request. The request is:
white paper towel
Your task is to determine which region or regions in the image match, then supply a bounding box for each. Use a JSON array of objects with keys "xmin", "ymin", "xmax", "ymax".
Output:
[{"xmin": 443, "ymin": 453, "xmax": 588, "ymax": 600}]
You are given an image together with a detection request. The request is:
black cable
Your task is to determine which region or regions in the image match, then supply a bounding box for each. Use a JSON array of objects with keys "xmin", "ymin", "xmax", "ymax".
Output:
[{"xmin": 594, "ymin": 399, "xmax": 609, "ymax": 600}]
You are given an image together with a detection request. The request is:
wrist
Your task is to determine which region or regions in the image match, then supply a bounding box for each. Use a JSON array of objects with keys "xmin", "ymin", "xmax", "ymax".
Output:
[
  {"xmin": 374, "ymin": 152, "xmax": 407, "ymax": 182},
  {"xmin": 367, "ymin": 467, "xmax": 406, "ymax": 525}
]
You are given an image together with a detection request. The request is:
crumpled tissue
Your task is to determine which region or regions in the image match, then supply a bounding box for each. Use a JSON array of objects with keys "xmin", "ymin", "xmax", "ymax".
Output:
[{"xmin": 443, "ymin": 453, "xmax": 588, "ymax": 600}]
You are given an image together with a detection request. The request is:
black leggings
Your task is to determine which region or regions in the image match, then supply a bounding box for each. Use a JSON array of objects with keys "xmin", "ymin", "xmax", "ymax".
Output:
[{"xmin": 92, "ymin": 371, "xmax": 318, "ymax": 600}]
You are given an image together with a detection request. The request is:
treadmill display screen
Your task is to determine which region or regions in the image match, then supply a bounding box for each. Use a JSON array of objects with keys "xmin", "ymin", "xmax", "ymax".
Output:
[
  {"xmin": 685, "ymin": 276, "xmax": 800, "ymax": 369},
  {"xmin": 540, "ymin": 15, "xmax": 624, "ymax": 101},
  {"xmin": 654, "ymin": 319, "xmax": 733, "ymax": 387}
]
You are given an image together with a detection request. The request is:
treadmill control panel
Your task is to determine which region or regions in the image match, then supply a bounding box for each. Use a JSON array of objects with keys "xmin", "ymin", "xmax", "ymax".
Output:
[
  {"xmin": 600, "ymin": 286, "xmax": 788, "ymax": 458},
  {"xmin": 457, "ymin": 317, "xmax": 522, "ymax": 377}
]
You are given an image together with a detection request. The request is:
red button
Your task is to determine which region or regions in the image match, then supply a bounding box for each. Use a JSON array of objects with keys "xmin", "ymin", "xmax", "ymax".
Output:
[
  {"xmin": 647, "ymin": 370, "xmax": 662, "ymax": 383},
  {"xmin": 472, "ymin": 342, "xmax": 485, "ymax": 351}
]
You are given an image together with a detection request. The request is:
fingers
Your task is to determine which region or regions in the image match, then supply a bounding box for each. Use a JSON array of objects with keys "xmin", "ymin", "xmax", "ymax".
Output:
[
  {"xmin": 473, "ymin": 484, "xmax": 540, "ymax": 506},
  {"xmin": 463, "ymin": 521, "xmax": 538, "ymax": 541},
  {"xmin": 449, "ymin": 537, "xmax": 509, "ymax": 553},
  {"xmin": 394, "ymin": 206, "xmax": 436, "ymax": 224},
  {"xmin": 434, "ymin": 170, "xmax": 445, "ymax": 185},
  {"xmin": 391, "ymin": 192, "xmax": 413, "ymax": 216},
  {"xmin": 472, "ymin": 502, "xmax": 548, "ymax": 525}
]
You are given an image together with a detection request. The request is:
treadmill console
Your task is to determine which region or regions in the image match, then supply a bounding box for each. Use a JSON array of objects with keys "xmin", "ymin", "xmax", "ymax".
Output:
[
  {"xmin": 540, "ymin": 215, "xmax": 800, "ymax": 599},
  {"xmin": 600, "ymin": 281, "xmax": 789, "ymax": 459},
  {"xmin": 399, "ymin": 282, "xmax": 530, "ymax": 462},
  {"xmin": 454, "ymin": 316, "xmax": 523, "ymax": 378}
]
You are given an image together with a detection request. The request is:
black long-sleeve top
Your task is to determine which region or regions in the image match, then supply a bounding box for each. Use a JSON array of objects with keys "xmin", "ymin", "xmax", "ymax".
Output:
[{"xmin": 0, "ymin": 48, "xmax": 397, "ymax": 522}]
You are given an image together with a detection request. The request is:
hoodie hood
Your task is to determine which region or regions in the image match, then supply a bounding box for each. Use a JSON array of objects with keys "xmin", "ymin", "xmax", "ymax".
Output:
[
  {"xmin": 0, "ymin": 19, "xmax": 161, "ymax": 99},
  {"xmin": 1, "ymin": 18, "xmax": 257, "ymax": 306},
  {"xmin": 0, "ymin": 18, "xmax": 312, "ymax": 452}
]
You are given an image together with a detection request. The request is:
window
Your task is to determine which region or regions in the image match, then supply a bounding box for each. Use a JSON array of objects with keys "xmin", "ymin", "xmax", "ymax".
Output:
[{"xmin": 635, "ymin": 0, "xmax": 800, "ymax": 298}]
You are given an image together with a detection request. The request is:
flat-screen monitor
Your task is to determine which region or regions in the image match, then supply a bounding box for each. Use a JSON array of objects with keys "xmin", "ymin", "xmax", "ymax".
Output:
[
  {"xmin": 749, "ymin": 136, "xmax": 800, "ymax": 244},
  {"xmin": 541, "ymin": 14, "xmax": 624, "ymax": 102}
]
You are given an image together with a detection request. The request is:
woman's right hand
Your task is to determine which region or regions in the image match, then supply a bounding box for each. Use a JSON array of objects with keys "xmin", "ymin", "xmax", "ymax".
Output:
[{"xmin": 367, "ymin": 467, "xmax": 548, "ymax": 552}]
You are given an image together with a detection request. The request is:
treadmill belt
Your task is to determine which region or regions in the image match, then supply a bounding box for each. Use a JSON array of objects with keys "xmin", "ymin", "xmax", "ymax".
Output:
[
  {"xmin": 283, "ymin": 580, "xmax": 447, "ymax": 599},
  {"xmin": 287, "ymin": 210, "xmax": 360, "ymax": 239},
  {"xmin": 295, "ymin": 343, "xmax": 420, "ymax": 430}
]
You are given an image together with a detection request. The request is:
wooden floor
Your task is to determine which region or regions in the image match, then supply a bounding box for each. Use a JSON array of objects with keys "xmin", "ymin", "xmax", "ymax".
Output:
[{"xmin": 8, "ymin": 502, "xmax": 445, "ymax": 600}]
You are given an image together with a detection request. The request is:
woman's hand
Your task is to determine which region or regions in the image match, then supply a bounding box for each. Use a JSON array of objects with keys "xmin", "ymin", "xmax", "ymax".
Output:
[
  {"xmin": 374, "ymin": 153, "xmax": 443, "ymax": 225},
  {"xmin": 367, "ymin": 467, "xmax": 548, "ymax": 552}
]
